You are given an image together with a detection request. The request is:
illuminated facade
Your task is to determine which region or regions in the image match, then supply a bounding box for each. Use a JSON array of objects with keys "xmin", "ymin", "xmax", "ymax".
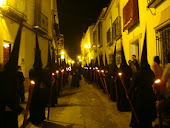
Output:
[
  {"xmin": 0, "ymin": 0, "xmax": 61, "ymax": 78},
  {"xmin": 81, "ymin": 0, "xmax": 170, "ymax": 68}
]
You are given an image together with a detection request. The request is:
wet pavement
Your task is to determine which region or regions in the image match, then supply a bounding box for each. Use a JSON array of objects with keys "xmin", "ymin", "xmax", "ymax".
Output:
[{"xmin": 19, "ymin": 76, "xmax": 131, "ymax": 128}]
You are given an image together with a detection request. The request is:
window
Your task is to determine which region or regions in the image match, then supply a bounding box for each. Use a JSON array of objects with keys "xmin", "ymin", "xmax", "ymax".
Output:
[
  {"xmin": 112, "ymin": 16, "xmax": 121, "ymax": 41},
  {"xmin": 98, "ymin": 22, "xmax": 102, "ymax": 45},
  {"xmin": 93, "ymin": 31, "xmax": 97, "ymax": 46},
  {"xmin": 107, "ymin": 29, "xmax": 111, "ymax": 44},
  {"xmin": 156, "ymin": 24, "xmax": 170, "ymax": 67}
]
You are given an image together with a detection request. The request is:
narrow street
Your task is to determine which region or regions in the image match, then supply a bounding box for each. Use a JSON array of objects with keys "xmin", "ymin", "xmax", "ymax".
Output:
[{"xmin": 19, "ymin": 76, "xmax": 131, "ymax": 128}]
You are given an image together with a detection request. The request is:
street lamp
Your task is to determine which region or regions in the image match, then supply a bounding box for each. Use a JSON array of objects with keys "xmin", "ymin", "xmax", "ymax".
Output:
[
  {"xmin": 84, "ymin": 45, "xmax": 88, "ymax": 49},
  {"xmin": 61, "ymin": 51, "xmax": 65, "ymax": 55}
]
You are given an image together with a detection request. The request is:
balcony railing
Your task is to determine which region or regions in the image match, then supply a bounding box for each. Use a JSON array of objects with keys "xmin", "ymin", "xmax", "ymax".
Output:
[
  {"xmin": 34, "ymin": 11, "xmax": 48, "ymax": 33},
  {"xmin": 1, "ymin": 0, "xmax": 27, "ymax": 16},
  {"xmin": 0, "ymin": 0, "xmax": 27, "ymax": 21},
  {"xmin": 147, "ymin": 0, "xmax": 164, "ymax": 8}
]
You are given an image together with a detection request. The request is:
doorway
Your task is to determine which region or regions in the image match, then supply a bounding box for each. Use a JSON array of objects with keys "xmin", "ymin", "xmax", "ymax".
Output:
[
  {"xmin": 130, "ymin": 40, "xmax": 139, "ymax": 61},
  {"xmin": 3, "ymin": 41, "xmax": 12, "ymax": 65}
]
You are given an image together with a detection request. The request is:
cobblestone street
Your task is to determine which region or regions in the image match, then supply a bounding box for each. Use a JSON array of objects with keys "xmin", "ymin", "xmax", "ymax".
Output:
[{"xmin": 19, "ymin": 76, "xmax": 131, "ymax": 128}]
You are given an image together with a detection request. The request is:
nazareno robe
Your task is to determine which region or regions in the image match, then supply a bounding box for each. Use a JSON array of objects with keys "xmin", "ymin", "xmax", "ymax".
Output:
[
  {"xmin": 71, "ymin": 65, "xmax": 80, "ymax": 88},
  {"xmin": 109, "ymin": 67, "xmax": 118, "ymax": 102},
  {"xmin": 29, "ymin": 68, "xmax": 50, "ymax": 125},
  {"xmin": 116, "ymin": 65, "xmax": 132, "ymax": 111},
  {"xmin": 129, "ymin": 66, "xmax": 156, "ymax": 128}
]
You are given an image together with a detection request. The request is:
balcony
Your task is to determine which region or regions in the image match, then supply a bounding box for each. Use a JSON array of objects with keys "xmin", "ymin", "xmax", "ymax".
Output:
[
  {"xmin": 147, "ymin": 0, "xmax": 165, "ymax": 8},
  {"xmin": 0, "ymin": 0, "xmax": 27, "ymax": 22},
  {"xmin": 33, "ymin": 11, "xmax": 48, "ymax": 34}
]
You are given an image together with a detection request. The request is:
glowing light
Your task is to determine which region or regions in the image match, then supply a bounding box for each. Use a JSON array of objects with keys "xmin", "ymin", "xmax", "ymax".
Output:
[
  {"xmin": 3, "ymin": 43, "xmax": 10, "ymax": 48},
  {"xmin": 118, "ymin": 72, "xmax": 122, "ymax": 76},
  {"xmin": 155, "ymin": 79, "xmax": 161, "ymax": 84},
  {"xmin": 0, "ymin": 0, "xmax": 6, "ymax": 6},
  {"xmin": 97, "ymin": 70, "xmax": 100, "ymax": 72},
  {"xmin": 56, "ymin": 70, "xmax": 59, "ymax": 74},
  {"xmin": 72, "ymin": 61, "xmax": 75, "ymax": 64},
  {"xmin": 68, "ymin": 60, "xmax": 71, "ymax": 63},
  {"xmin": 79, "ymin": 59, "xmax": 82, "ymax": 62},
  {"xmin": 101, "ymin": 70, "xmax": 104, "ymax": 73},
  {"xmin": 61, "ymin": 51, "xmax": 65, "ymax": 55},
  {"xmin": 61, "ymin": 55, "xmax": 65, "ymax": 59},
  {"xmin": 78, "ymin": 56, "xmax": 81, "ymax": 59},
  {"xmin": 91, "ymin": 57, "xmax": 93, "ymax": 60},
  {"xmin": 95, "ymin": 67, "xmax": 98, "ymax": 70},
  {"xmin": 85, "ymin": 45, "xmax": 88, "ymax": 48},
  {"xmin": 52, "ymin": 73, "xmax": 55, "ymax": 76},
  {"xmin": 61, "ymin": 69, "xmax": 64, "ymax": 73},
  {"xmin": 89, "ymin": 67, "xmax": 92, "ymax": 70},
  {"xmin": 66, "ymin": 67, "xmax": 72, "ymax": 71},
  {"xmin": 31, "ymin": 80, "xmax": 35, "ymax": 85}
]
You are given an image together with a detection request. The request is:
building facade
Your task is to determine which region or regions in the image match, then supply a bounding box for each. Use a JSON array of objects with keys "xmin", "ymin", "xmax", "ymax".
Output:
[
  {"xmin": 81, "ymin": 0, "xmax": 170, "ymax": 68},
  {"xmin": 0, "ymin": 0, "xmax": 63, "ymax": 87}
]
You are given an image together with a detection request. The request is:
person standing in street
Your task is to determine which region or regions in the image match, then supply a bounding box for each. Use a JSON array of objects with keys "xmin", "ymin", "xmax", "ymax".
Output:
[
  {"xmin": 132, "ymin": 55, "xmax": 139, "ymax": 70},
  {"xmin": 151, "ymin": 56, "xmax": 163, "ymax": 79},
  {"xmin": 17, "ymin": 66, "xmax": 25, "ymax": 103}
]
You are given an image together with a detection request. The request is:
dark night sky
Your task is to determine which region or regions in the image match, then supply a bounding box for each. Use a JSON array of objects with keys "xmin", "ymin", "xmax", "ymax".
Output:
[{"xmin": 57, "ymin": 0, "xmax": 110, "ymax": 60}]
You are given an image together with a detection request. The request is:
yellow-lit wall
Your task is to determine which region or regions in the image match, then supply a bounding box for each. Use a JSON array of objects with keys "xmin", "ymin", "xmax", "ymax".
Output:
[
  {"xmin": 81, "ymin": 0, "xmax": 170, "ymax": 67},
  {"xmin": 0, "ymin": 0, "xmax": 59, "ymax": 77},
  {"xmin": 81, "ymin": 25, "xmax": 94, "ymax": 66}
]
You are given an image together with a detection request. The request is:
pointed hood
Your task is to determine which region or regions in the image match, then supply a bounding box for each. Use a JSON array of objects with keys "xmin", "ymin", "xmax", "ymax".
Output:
[
  {"xmin": 52, "ymin": 48, "xmax": 55, "ymax": 65},
  {"xmin": 95, "ymin": 56, "xmax": 98, "ymax": 67},
  {"xmin": 141, "ymin": 30, "xmax": 150, "ymax": 69},
  {"xmin": 105, "ymin": 53, "xmax": 108, "ymax": 67},
  {"xmin": 113, "ymin": 45, "xmax": 117, "ymax": 66},
  {"xmin": 100, "ymin": 54, "xmax": 104, "ymax": 68},
  {"xmin": 120, "ymin": 42, "xmax": 127, "ymax": 69},
  {"xmin": 45, "ymin": 43, "xmax": 52, "ymax": 68},
  {"xmin": 4, "ymin": 24, "xmax": 23, "ymax": 73},
  {"xmin": 33, "ymin": 34, "xmax": 42, "ymax": 69},
  {"xmin": 60, "ymin": 58, "xmax": 62, "ymax": 67}
]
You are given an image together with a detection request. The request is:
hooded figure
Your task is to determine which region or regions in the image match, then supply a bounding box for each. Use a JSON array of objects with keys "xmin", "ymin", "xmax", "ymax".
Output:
[
  {"xmin": 104, "ymin": 53, "xmax": 110, "ymax": 94},
  {"xmin": 98, "ymin": 54, "xmax": 105, "ymax": 90},
  {"xmin": 129, "ymin": 30, "xmax": 156, "ymax": 128},
  {"xmin": 110, "ymin": 46, "xmax": 119, "ymax": 102},
  {"xmin": 71, "ymin": 64, "xmax": 81, "ymax": 88},
  {"xmin": 0, "ymin": 24, "xmax": 23, "ymax": 128},
  {"xmin": 29, "ymin": 34, "xmax": 50, "ymax": 126},
  {"xmin": 44, "ymin": 43, "xmax": 53, "ymax": 106},
  {"xmin": 116, "ymin": 42, "xmax": 132, "ymax": 111}
]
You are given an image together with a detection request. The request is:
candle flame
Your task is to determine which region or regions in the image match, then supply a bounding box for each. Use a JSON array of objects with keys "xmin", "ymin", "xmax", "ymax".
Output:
[
  {"xmin": 155, "ymin": 79, "xmax": 161, "ymax": 84},
  {"xmin": 52, "ymin": 73, "xmax": 55, "ymax": 76},
  {"xmin": 118, "ymin": 72, "xmax": 122, "ymax": 76},
  {"xmin": 31, "ymin": 80, "xmax": 35, "ymax": 85},
  {"xmin": 56, "ymin": 70, "xmax": 59, "ymax": 74},
  {"xmin": 101, "ymin": 70, "xmax": 104, "ymax": 73}
]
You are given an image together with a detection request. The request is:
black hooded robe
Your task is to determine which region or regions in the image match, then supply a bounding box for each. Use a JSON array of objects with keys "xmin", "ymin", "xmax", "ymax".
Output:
[
  {"xmin": 129, "ymin": 67, "xmax": 156, "ymax": 128},
  {"xmin": 29, "ymin": 68, "xmax": 50, "ymax": 125}
]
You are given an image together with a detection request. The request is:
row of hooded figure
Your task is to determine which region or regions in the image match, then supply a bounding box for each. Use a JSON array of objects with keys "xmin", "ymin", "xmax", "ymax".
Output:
[
  {"xmin": 83, "ymin": 31, "xmax": 157, "ymax": 128},
  {"xmin": 27, "ymin": 33, "xmax": 71, "ymax": 126},
  {"xmin": 0, "ymin": 24, "xmax": 70, "ymax": 128}
]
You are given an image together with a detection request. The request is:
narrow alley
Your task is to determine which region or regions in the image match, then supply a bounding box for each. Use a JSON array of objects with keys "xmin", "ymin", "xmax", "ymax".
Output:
[{"xmin": 19, "ymin": 76, "xmax": 131, "ymax": 128}]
